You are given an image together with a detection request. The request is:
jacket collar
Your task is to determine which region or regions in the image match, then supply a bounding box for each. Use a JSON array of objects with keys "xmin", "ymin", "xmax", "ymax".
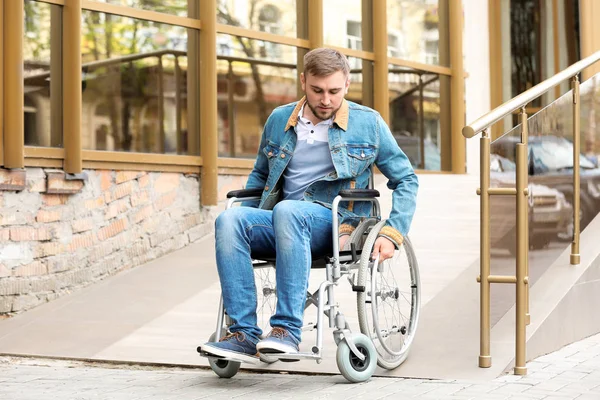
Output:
[{"xmin": 284, "ymin": 96, "xmax": 349, "ymax": 131}]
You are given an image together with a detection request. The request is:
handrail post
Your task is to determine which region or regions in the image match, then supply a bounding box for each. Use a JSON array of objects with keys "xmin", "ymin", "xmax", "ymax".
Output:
[
  {"xmin": 479, "ymin": 129, "xmax": 492, "ymax": 368},
  {"xmin": 514, "ymin": 108, "xmax": 529, "ymax": 375},
  {"xmin": 571, "ymin": 76, "xmax": 581, "ymax": 265}
]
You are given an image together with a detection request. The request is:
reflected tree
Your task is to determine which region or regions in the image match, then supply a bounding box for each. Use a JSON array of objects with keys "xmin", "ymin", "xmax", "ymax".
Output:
[
  {"xmin": 217, "ymin": 0, "xmax": 269, "ymax": 126},
  {"xmin": 82, "ymin": 3, "xmax": 186, "ymax": 152}
]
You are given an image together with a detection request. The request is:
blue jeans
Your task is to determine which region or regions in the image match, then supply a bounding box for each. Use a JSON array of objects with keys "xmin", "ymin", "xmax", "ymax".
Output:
[{"xmin": 215, "ymin": 200, "xmax": 334, "ymax": 343}]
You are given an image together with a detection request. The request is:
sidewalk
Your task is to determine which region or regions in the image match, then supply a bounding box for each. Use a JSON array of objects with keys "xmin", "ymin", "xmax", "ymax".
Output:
[{"xmin": 2, "ymin": 331, "xmax": 600, "ymax": 400}]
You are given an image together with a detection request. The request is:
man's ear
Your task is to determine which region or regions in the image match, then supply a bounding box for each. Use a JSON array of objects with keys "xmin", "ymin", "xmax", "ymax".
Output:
[
  {"xmin": 300, "ymin": 72, "xmax": 306, "ymax": 92},
  {"xmin": 345, "ymin": 77, "xmax": 350, "ymax": 94}
]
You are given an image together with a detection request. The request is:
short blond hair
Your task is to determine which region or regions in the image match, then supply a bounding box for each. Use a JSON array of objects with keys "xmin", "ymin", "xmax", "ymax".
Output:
[{"xmin": 303, "ymin": 48, "xmax": 350, "ymax": 77}]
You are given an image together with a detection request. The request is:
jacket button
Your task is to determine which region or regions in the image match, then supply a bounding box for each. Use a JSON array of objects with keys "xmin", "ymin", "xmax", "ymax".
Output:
[
  {"xmin": 268, "ymin": 151, "xmax": 273, "ymax": 156},
  {"xmin": 361, "ymin": 153, "xmax": 365, "ymax": 158},
  {"xmin": 280, "ymin": 153, "xmax": 286, "ymax": 159},
  {"xmin": 264, "ymin": 186, "xmax": 269, "ymax": 191}
]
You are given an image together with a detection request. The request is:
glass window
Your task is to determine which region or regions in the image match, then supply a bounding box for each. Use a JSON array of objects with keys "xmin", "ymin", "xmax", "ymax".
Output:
[
  {"xmin": 388, "ymin": 66, "xmax": 448, "ymax": 171},
  {"xmin": 347, "ymin": 57, "xmax": 366, "ymax": 106},
  {"xmin": 217, "ymin": 0, "xmax": 299, "ymax": 38},
  {"xmin": 24, "ymin": 0, "xmax": 60, "ymax": 148},
  {"xmin": 217, "ymin": 34, "xmax": 297, "ymax": 158},
  {"xmin": 81, "ymin": 11, "xmax": 197, "ymax": 155},
  {"xmin": 88, "ymin": 0, "xmax": 189, "ymax": 17},
  {"xmin": 323, "ymin": 0, "xmax": 362, "ymax": 49},
  {"xmin": 504, "ymin": 0, "xmax": 580, "ymax": 106},
  {"xmin": 387, "ymin": 0, "xmax": 447, "ymax": 66}
]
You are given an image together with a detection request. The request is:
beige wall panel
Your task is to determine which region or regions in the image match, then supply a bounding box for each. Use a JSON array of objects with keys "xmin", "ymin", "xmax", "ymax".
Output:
[{"xmin": 581, "ymin": 0, "xmax": 600, "ymax": 80}]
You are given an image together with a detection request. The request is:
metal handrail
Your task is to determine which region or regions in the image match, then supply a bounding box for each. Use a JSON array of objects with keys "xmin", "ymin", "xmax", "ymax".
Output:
[
  {"xmin": 463, "ymin": 51, "xmax": 600, "ymax": 377},
  {"xmin": 463, "ymin": 50, "xmax": 600, "ymax": 138}
]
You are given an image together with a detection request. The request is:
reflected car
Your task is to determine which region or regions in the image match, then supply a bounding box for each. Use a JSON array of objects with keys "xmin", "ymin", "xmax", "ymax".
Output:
[
  {"xmin": 490, "ymin": 154, "xmax": 572, "ymax": 253},
  {"xmin": 493, "ymin": 135, "xmax": 600, "ymax": 239},
  {"xmin": 392, "ymin": 132, "xmax": 441, "ymax": 171}
]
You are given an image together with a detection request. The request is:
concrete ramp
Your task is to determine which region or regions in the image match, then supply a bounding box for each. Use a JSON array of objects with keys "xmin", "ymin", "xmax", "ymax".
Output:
[{"xmin": 494, "ymin": 214, "xmax": 600, "ymax": 373}]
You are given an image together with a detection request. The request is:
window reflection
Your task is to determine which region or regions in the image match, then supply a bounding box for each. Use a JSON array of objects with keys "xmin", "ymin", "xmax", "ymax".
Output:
[
  {"xmin": 323, "ymin": 0, "xmax": 363, "ymax": 50},
  {"xmin": 23, "ymin": 0, "xmax": 60, "ymax": 147},
  {"xmin": 81, "ymin": 11, "xmax": 197, "ymax": 154},
  {"xmin": 347, "ymin": 57, "xmax": 366, "ymax": 106},
  {"xmin": 506, "ymin": 0, "xmax": 580, "ymax": 106},
  {"xmin": 387, "ymin": 0, "xmax": 446, "ymax": 66},
  {"xmin": 217, "ymin": 35, "xmax": 297, "ymax": 158},
  {"xmin": 217, "ymin": 0, "xmax": 299, "ymax": 38},
  {"xmin": 388, "ymin": 67, "xmax": 446, "ymax": 171},
  {"xmin": 88, "ymin": 0, "xmax": 189, "ymax": 17}
]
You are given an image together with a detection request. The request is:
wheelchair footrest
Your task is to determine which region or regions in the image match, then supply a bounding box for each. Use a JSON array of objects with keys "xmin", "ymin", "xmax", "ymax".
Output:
[
  {"xmin": 267, "ymin": 352, "xmax": 321, "ymax": 362},
  {"xmin": 197, "ymin": 347, "xmax": 261, "ymax": 365}
]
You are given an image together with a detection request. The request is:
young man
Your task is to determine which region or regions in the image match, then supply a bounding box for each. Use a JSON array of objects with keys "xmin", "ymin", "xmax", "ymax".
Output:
[{"xmin": 201, "ymin": 48, "xmax": 418, "ymax": 363}]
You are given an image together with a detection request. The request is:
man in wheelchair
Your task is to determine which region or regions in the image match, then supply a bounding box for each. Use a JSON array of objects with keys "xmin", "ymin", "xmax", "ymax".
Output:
[{"xmin": 200, "ymin": 48, "xmax": 418, "ymax": 365}]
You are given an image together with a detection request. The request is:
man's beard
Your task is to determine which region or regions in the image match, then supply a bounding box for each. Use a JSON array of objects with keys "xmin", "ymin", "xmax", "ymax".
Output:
[{"xmin": 307, "ymin": 101, "xmax": 340, "ymax": 122}]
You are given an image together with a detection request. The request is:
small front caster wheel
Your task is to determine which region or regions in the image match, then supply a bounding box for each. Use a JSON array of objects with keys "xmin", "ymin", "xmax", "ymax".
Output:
[
  {"xmin": 336, "ymin": 333, "xmax": 377, "ymax": 383},
  {"xmin": 207, "ymin": 332, "xmax": 241, "ymax": 379}
]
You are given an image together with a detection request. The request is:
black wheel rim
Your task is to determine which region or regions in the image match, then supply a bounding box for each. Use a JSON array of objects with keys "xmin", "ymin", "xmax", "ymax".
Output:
[
  {"xmin": 349, "ymin": 345, "xmax": 369, "ymax": 372},
  {"xmin": 215, "ymin": 359, "xmax": 229, "ymax": 368}
]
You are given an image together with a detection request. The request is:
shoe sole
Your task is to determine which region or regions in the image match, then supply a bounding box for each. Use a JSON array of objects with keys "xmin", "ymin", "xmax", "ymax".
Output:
[
  {"xmin": 256, "ymin": 343, "xmax": 300, "ymax": 362},
  {"xmin": 199, "ymin": 343, "xmax": 260, "ymax": 365},
  {"xmin": 257, "ymin": 342, "xmax": 300, "ymax": 355}
]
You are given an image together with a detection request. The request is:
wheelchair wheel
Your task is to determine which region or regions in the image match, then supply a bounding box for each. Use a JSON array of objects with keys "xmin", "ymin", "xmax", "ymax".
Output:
[
  {"xmin": 342, "ymin": 218, "xmax": 379, "ymax": 252},
  {"xmin": 253, "ymin": 263, "xmax": 278, "ymax": 364},
  {"xmin": 356, "ymin": 220, "xmax": 421, "ymax": 370},
  {"xmin": 253, "ymin": 263, "xmax": 277, "ymax": 334},
  {"xmin": 207, "ymin": 332, "xmax": 241, "ymax": 379},
  {"xmin": 336, "ymin": 333, "xmax": 378, "ymax": 383}
]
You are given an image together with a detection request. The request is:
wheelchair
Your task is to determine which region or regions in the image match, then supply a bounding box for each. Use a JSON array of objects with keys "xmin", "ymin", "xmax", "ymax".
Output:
[{"xmin": 197, "ymin": 186, "xmax": 421, "ymax": 383}]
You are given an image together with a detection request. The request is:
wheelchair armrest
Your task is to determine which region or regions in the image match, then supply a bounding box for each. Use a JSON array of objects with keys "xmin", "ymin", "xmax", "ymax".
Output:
[
  {"xmin": 338, "ymin": 189, "xmax": 380, "ymax": 198},
  {"xmin": 226, "ymin": 188, "xmax": 264, "ymax": 199}
]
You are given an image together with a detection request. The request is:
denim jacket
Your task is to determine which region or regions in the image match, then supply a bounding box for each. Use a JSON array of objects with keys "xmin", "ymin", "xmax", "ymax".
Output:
[{"xmin": 245, "ymin": 97, "xmax": 418, "ymax": 247}]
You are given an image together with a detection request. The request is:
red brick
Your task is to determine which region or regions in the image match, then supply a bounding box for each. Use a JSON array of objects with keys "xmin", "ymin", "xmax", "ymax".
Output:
[
  {"xmin": 98, "ymin": 218, "xmax": 128, "ymax": 241},
  {"xmin": 105, "ymin": 198, "xmax": 130, "ymax": 220},
  {"xmin": 47, "ymin": 259, "xmax": 68, "ymax": 274},
  {"xmin": 36, "ymin": 210, "xmax": 61, "ymax": 223},
  {"xmin": 68, "ymin": 232, "xmax": 96, "ymax": 251},
  {"xmin": 0, "ymin": 169, "xmax": 26, "ymax": 191},
  {"xmin": 142, "ymin": 216, "xmax": 160, "ymax": 234},
  {"xmin": 116, "ymin": 170, "xmax": 144, "ymax": 184},
  {"xmin": 113, "ymin": 181, "xmax": 134, "ymax": 201},
  {"xmin": 42, "ymin": 194, "xmax": 69, "ymax": 206},
  {"xmin": 138, "ymin": 174, "xmax": 150, "ymax": 188},
  {"xmin": 130, "ymin": 190, "xmax": 150, "ymax": 207},
  {"xmin": 10, "ymin": 226, "xmax": 52, "ymax": 241},
  {"xmin": 154, "ymin": 191, "xmax": 177, "ymax": 211},
  {"xmin": 27, "ymin": 176, "xmax": 47, "ymax": 193},
  {"xmin": 0, "ymin": 211, "xmax": 33, "ymax": 226},
  {"xmin": 36, "ymin": 242, "xmax": 65, "ymax": 257},
  {"xmin": 85, "ymin": 196, "xmax": 105, "ymax": 210},
  {"xmin": 72, "ymin": 218, "xmax": 94, "ymax": 233},
  {"xmin": 46, "ymin": 172, "xmax": 84, "ymax": 194},
  {"xmin": 13, "ymin": 261, "xmax": 47, "ymax": 277},
  {"xmin": 98, "ymin": 170, "xmax": 113, "ymax": 191},
  {"xmin": 133, "ymin": 205, "xmax": 153, "ymax": 224},
  {"xmin": 182, "ymin": 213, "xmax": 202, "ymax": 231},
  {"xmin": 154, "ymin": 173, "xmax": 180, "ymax": 194}
]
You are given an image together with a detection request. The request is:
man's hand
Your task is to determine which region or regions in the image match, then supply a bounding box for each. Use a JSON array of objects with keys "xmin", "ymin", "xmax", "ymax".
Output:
[
  {"xmin": 372, "ymin": 236, "xmax": 396, "ymax": 262},
  {"xmin": 339, "ymin": 234, "xmax": 350, "ymax": 250}
]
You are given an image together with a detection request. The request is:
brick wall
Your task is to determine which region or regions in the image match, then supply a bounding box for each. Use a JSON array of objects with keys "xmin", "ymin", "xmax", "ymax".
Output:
[{"xmin": 0, "ymin": 168, "xmax": 219, "ymax": 314}]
